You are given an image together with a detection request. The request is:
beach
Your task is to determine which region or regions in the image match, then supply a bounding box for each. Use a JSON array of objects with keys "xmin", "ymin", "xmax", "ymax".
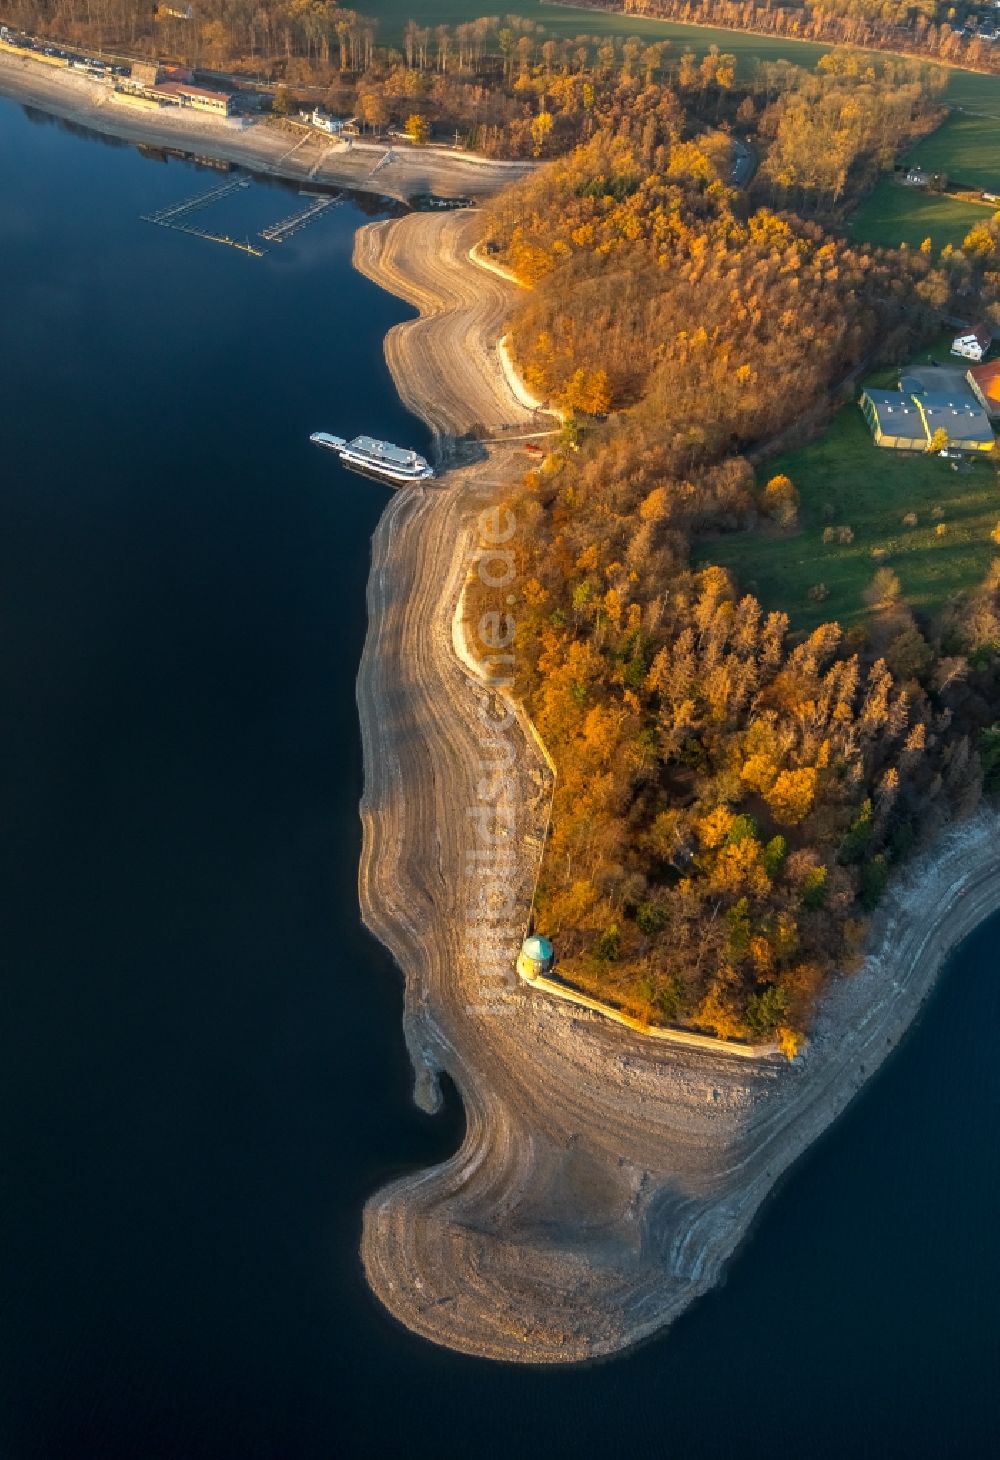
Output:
[
  {"xmin": 0, "ymin": 49, "xmax": 532, "ymax": 200},
  {"xmin": 354, "ymin": 206, "xmax": 1000, "ymax": 1362}
]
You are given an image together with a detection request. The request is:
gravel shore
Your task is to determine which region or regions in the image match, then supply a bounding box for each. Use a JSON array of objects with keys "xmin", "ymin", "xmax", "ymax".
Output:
[{"xmin": 353, "ymin": 207, "xmax": 1000, "ymax": 1364}]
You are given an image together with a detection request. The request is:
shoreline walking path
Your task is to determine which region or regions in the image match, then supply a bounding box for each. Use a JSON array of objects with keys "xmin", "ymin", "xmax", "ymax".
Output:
[{"xmin": 354, "ymin": 208, "xmax": 1000, "ymax": 1363}]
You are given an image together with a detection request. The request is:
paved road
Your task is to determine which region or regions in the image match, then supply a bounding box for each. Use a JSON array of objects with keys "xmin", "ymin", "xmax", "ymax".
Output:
[{"xmin": 730, "ymin": 136, "xmax": 756, "ymax": 187}]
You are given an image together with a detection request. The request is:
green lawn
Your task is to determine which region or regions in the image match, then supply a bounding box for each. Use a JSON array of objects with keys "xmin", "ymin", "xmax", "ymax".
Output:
[
  {"xmin": 944, "ymin": 67, "xmax": 1000, "ymax": 118},
  {"xmin": 359, "ymin": 0, "xmax": 1000, "ymax": 114},
  {"xmin": 360, "ymin": 1, "xmax": 836, "ymax": 64},
  {"xmin": 846, "ymin": 181, "xmax": 996, "ymax": 250},
  {"xmin": 694, "ymin": 405, "xmax": 1000, "ymax": 632},
  {"xmin": 845, "ymin": 108, "xmax": 1000, "ymax": 251},
  {"xmin": 903, "ymin": 113, "xmax": 1000, "ymax": 188}
]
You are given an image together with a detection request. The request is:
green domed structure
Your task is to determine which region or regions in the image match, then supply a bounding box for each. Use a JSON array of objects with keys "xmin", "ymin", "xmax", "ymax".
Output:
[{"xmin": 517, "ymin": 934, "xmax": 554, "ymax": 982}]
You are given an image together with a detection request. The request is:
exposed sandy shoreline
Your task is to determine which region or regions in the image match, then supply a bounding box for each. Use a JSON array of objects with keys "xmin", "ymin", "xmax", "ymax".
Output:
[
  {"xmin": 353, "ymin": 206, "xmax": 1000, "ymax": 1363},
  {"xmin": 6, "ymin": 23, "xmax": 998, "ymax": 1369},
  {"xmin": 0, "ymin": 50, "xmax": 532, "ymax": 200}
]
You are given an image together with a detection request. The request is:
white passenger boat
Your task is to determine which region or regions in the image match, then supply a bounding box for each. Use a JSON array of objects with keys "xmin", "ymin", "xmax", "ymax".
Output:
[{"xmin": 309, "ymin": 431, "xmax": 433, "ymax": 483}]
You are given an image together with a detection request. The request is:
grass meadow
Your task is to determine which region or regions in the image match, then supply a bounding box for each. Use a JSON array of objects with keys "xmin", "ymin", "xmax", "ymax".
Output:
[
  {"xmin": 846, "ymin": 113, "xmax": 1000, "ymax": 251},
  {"xmin": 361, "ymin": 1, "xmax": 834, "ymax": 63},
  {"xmin": 695, "ymin": 404, "xmax": 1000, "ymax": 632},
  {"xmin": 903, "ymin": 112, "xmax": 1000, "ymax": 185},
  {"xmin": 847, "ymin": 186, "xmax": 996, "ymax": 250},
  {"xmin": 361, "ymin": 0, "xmax": 1000, "ymax": 117}
]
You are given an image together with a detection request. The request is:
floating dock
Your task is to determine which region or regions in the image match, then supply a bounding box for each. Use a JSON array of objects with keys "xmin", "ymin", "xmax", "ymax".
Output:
[
  {"xmin": 259, "ymin": 193, "xmax": 340, "ymax": 244},
  {"xmin": 142, "ymin": 176, "xmax": 246, "ymax": 226},
  {"xmin": 141, "ymin": 176, "xmax": 264, "ymax": 257},
  {"xmin": 147, "ymin": 221, "xmax": 265, "ymax": 256}
]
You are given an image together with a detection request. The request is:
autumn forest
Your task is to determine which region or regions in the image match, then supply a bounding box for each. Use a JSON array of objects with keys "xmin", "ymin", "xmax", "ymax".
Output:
[
  {"xmin": 470, "ymin": 47, "xmax": 1000, "ymax": 1050},
  {"xmin": 10, "ymin": 0, "xmax": 997, "ymax": 1049}
]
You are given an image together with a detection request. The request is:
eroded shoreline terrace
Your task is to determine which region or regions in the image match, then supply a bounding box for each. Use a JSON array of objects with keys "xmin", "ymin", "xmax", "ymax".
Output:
[
  {"xmin": 352, "ymin": 208, "xmax": 1000, "ymax": 1362},
  {"xmin": 7, "ymin": 31, "xmax": 1000, "ymax": 1363}
]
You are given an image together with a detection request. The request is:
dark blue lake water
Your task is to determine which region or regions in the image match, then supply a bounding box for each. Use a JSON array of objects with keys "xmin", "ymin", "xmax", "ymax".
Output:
[{"xmin": 0, "ymin": 96, "xmax": 997, "ymax": 1460}]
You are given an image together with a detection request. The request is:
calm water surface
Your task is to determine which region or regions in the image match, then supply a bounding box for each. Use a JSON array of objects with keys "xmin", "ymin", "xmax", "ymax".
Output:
[{"xmin": 0, "ymin": 97, "xmax": 997, "ymax": 1460}]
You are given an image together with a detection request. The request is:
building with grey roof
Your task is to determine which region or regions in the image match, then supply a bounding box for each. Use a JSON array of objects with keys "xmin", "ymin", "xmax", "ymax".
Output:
[
  {"xmin": 913, "ymin": 392, "xmax": 994, "ymax": 453},
  {"xmin": 859, "ymin": 390, "xmax": 929, "ymax": 449}
]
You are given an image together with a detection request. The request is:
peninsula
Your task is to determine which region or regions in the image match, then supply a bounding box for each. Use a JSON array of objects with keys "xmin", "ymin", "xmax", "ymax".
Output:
[
  {"xmin": 7, "ymin": 6, "xmax": 1000, "ymax": 1364},
  {"xmin": 354, "ymin": 206, "xmax": 1000, "ymax": 1361}
]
